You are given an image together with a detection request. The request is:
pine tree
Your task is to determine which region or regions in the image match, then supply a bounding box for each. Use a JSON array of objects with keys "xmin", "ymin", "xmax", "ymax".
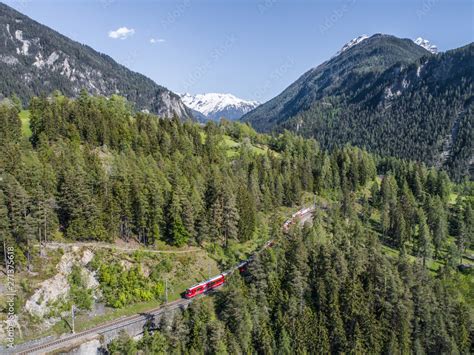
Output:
[
  {"xmin": 209, "ymin": 191, "xmax": 224, "ymax": 243},
  {"xmin": 416, "ymin": 208, "xmax": 432, "ymax": 267},
  {"xmin": 165, "ymin": 190, "xmax": 190, "ymax": 247},
  {"xmin": 222, "ymin": 192, "xmax": 239, "ymax": 248},
  {"xmin": 389, "ymin": 202, "xmax": 407, "ymax": 249},
  {"xmin": 237, "ymin": 185, "xmax": 256, "ymax": 242},
  {"xmin": 107, "ymin": 330, "xmax": 138, "ymax": 354},
  {"xmin": 0, "ymin": 102, "xmax": 21, "ymax": 145},
  {"xmin": 426, "ymin": 196, "xmax": 448, "ymax": 258},
  {"xmin": 313, "ymin": 313, "xmax": 330, "ymax": 354},
  {"xmin": 463, "ymin": 204, "xmax": 473, "ymax": 254},
  {"xmin": 277, "ymin": 328, "xmax": 292, "ymax": 355}
]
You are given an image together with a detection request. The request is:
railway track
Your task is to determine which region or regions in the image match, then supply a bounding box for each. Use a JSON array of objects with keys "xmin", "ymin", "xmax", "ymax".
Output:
[
  {"xmin": 14, "ymin": 206, "xmax": 315, "ymax": 354},
  {"xmin": 15, "ymin": 298, "xmax": 191, "ymax": 355}
]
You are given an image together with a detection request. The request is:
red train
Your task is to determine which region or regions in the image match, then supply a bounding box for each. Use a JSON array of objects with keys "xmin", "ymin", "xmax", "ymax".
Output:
[
  {"xmin": 283, "ymin": 206, "xmax": 313, "ymax": 231},
  {"xmin": 184, "ymin": 206, "xmax": 314, "ymax": 299},
  {"xmin": 183, "ymin": 238, "xmax": 278, "ymax": 299},
  {"xmin": 184, "ymin": 273, "xmax": 227, "ymax": 299},
  {"xmin": 184, "ymin": 256, "xmax": 257, "ymax": 299}
]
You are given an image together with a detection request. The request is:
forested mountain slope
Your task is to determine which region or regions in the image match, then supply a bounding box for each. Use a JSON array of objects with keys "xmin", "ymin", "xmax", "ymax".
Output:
[
  {"xmin": 0, "ymin": 3, "xmax": 193, "ymax": 119},
  {"xmin": 107, "ymin": 154, "xmax": 474, "ymax": 353},
  {"xmin": 242, "ymin": 35, "xmax": 473, "ymax": 180},
  {"xmin": 0, "ymin": 93, "xmax": 473, "ymax": 349},
  {"xmin": 110, "ymin": 214, "xmax": 473, "ymax": 354},
  {"xmin": 242, "ymin": 34, "xmax": 431, "ymax": 129}
]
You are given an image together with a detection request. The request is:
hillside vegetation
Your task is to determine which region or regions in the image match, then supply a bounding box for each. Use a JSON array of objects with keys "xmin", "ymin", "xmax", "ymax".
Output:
[
  {"xmin": 0, "ymin": 93, "xmax": 472, "ymax": 349},
  {"xmin": 110, "ymin": 209, "xmax": 473, "ymax": 354},
  {"xmin": 243, "ymin": 35, "xmax": 473, "ymax": 180}
]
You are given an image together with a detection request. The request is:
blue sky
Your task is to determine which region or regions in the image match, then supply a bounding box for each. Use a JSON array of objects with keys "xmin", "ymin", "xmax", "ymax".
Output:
[{"xmin": 4, "ymin": 0, "xmax": 473, "ymax": 101}]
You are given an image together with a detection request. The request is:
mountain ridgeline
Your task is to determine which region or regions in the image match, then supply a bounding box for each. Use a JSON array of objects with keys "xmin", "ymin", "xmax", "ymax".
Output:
[
  {"xmin": 180, "ymin": 93, "xmax": 260, "ymax": 122},
  {"xmin": 242, "ymin": 35, "xmax": 474, "ymax": 180},
  {"xmin": 0, "ymin": 3, "xmax": 193, "ymax": 119}
]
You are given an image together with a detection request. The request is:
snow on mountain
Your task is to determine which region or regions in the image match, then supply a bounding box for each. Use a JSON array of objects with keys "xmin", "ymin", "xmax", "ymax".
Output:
[
  {"xmin": 414, "ymin": 37, "xmax": 438, "ymax": 54},
  {"xmin": 335, "ymin": 35, "xmax": 369, "ymax": 56},
  {"xmin": 180, "ymin": 93, "xmax": 259, "ymax": 121}
]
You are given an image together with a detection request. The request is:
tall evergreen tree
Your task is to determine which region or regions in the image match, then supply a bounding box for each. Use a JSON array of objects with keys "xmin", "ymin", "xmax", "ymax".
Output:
[{"xmin": 416, "ymin": 208, "xmax": 432, "ymax": 267}]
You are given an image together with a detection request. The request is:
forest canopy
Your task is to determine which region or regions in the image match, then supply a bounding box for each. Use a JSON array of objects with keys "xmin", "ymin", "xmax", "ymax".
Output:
[{"xmin": 0, "ymin": 93, "xmax": 472, "ymax": 352}]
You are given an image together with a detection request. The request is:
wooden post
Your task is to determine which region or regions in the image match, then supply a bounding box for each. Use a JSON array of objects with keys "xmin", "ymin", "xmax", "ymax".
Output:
[{"xmin": 71, "ymin": 305, "xmax": 75, "ymax": 333}]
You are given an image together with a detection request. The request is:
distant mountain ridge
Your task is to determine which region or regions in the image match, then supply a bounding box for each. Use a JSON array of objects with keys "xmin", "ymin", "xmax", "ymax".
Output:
[
  {"xmin": 0, "ymin": 2, "xmax": 193, "ymax": 119},
  {"xmin": 334, "ymin": 34, "xmax": 369, "ymax": 56},
  {"xmin": 180, "ymin": 93, "xmax": 259, "ymax": 121},
  {"xmin": 243, "ymin": 34, "xmax": 431, "ymax": 130},
  {"xmin": 242, "ymin": 34, "xmax": 473, "ymax": 179},
  {"xmin": 414, "ymin": 37, "xmax": 438, "ymax": 54}
]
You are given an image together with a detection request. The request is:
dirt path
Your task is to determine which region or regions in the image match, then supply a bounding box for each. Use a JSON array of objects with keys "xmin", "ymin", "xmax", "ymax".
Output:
[
  {"xmin": 17, "ymin": 205, "xmax": 316, "ymax": 354},
  {"xmin": 36, "ymin": 241, "xmax": 205, "ymax": 254}
]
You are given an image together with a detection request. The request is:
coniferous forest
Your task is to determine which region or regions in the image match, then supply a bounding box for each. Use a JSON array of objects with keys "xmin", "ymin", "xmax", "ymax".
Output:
[
  {"xmin": 0, "ymin": 1, "xmax": 473, "ymax": 353},
  {"xmin": 245, "ymin": 42, "xmax": 474, "ymax": 181},
  {"xmin": 0, "ymin": 92, "xmax": 473, "ymax": 353}
]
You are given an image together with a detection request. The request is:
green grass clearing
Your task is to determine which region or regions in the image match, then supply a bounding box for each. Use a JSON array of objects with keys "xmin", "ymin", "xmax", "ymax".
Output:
[{"xmin": 19, "ymin": 110, "xmax": 31, "ymax": 138}]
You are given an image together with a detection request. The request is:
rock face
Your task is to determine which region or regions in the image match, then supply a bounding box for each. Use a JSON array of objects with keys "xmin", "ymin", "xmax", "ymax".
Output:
[
  {"xmin": 24, "ymin": 248, "xmax": 98, "ymax": 321},
  {"xmin": 0, "ymin": 3, "xmax": 193, "ymax": 120},
  {"xmin": 66, "ymin": 339, "xmax": 102, "ymax": 355}
]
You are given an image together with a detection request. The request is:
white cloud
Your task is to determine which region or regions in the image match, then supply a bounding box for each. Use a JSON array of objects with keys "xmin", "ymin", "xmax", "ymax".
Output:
[
  {"xmin": 150, "ymin": 38, "xmax": 166, "ymax": 44},
  {"xmin": 108, "ymin": 27, "xmax": 135, "ymax": 40}
]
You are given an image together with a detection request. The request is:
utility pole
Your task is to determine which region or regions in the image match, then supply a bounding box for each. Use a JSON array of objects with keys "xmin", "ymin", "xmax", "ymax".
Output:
[{"xmin": 71, "ymin": 305, "xmax": 75, "ymax": 334}]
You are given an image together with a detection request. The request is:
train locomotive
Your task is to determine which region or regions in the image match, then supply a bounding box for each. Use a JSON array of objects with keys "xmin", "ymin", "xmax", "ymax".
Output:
[{"xmin": 184, "ymin": 273, "xmax": 227, "ymax": 299}]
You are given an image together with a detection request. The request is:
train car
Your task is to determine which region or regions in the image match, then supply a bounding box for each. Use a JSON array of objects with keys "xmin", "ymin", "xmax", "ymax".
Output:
[
  {"xmin": 299, "ymin": 208, "xmax": 309, "ymax": 215},
  {"xmin": 283, "ymin": 219, "xmax": 292, "ymax": 230},
  {"xmin": 283, "ymin": 219, "xmax": 294, "ymax": 231},
  {"xmin": 237, "ymin": 254, "xmax": 256, "ymax": 273},
  {"xmin": 237, "ymin": 260, "xmax": 248, "ymax": 273},
  {"xmin": 263, "ymin": 239, "xmax": 275, "ymax": 248},
  {"xmin": 183, "ymin": 207, "xmax": 316, "ymax": 299},
  {"xmin": 184, "ymin": 274, "xmax": 226, "ymax": 299}
]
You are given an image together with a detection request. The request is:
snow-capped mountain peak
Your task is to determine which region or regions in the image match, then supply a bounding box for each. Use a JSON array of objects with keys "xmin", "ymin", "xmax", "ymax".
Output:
[
  {"xmin": 180, "ymin": 93, "xmax": 259, "ymax": 121},
  {"xmin": 335, "ymin": 35, "xmax": 369, "ymax": 56},
  {"xmin": 414, "ymin": 37, "xmax": 438, "ymax": 54}
]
